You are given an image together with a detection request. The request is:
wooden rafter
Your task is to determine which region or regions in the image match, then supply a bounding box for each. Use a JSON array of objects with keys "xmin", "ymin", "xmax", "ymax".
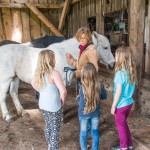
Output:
[
  {"xmin": 0, "ymin": 3, "xmax": 61, "ymax": 9},
  {"xmin": 25, "ymin": 2, "xmax": 63, "ymax": 37},
  {"xmin": 0, "ymin": 0, "xmax": 81, "ymax": 8},
  {"xmin": 71, "ymin": 0, "xmax": 81, "ymax": 5},
  {"xmin": 58, "ymin": 0, "xmax": 71, "ymax": 31}
]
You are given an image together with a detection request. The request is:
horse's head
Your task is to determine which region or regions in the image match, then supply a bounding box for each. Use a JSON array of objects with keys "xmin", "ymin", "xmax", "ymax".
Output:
[{"xmin": 92, "ymin": 31, "xmax": 115, "ymax": 69}]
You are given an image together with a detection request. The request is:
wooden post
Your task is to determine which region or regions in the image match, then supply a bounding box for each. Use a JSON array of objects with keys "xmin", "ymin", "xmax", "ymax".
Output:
[
  {"xmin": 129, "ymin": 0, "xmax": 145, "ymax": 110},
  {"xmin": 58, "ymin": 0, "xmax": 71, "ymax": 31},
  {"xmin": 25, "ymin": 2, "xmax": 63, "ymax": 36},
  {"xmin": 145, "ymin": 0, "xmax": 150, "ymax": 73},
  {"xmin": 96, "ymin": 0, "xmax": 104, "ymax": 35}
]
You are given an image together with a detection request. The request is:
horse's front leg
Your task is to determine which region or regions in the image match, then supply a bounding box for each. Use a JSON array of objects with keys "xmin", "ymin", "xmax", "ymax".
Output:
[
  {"xmin": 0, "ymin": 81, "xmax": 13, "ymax": 123},
  {"xmin": 9, "ymin": 77, "xmax": 28, "ymax": 117}
]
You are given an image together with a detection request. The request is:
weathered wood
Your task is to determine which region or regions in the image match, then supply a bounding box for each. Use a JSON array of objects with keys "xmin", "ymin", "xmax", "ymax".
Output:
[
  {"xmin": 25, "ymin": 2, "xmax": 63, "ymax": 36},
  {"xmin": 1, "ymin": 8, "xmax": 13, "ymax": 40},
  {"xmin": 71, "ymin": 0, "xmax": 81, "ymax": 5},
  {"xmin": 21, "ymin": 8, "xmax": 31, "ymax": 42},
  {"xmin": 111, "ymin": 0, "xmax": 115, "ymax": 12},
  {"xmin": 0, "ymin": 3, "xmax": 61, "ymax": 9},
  {"xmin": 129, "ymin": 0, "xmax": 145, "ymax": 109},
  {"xmin": 96, "ymin": 0, "xmax": 104, "ymax": 35},
  {"xmin": 29, "ymin": 10, "xmax": 41, "ymax": 39},
  {"xmin": 40, "ymin": 9, "xmax": 50, "ymax": 37},
  {"xmin": 123, "ymin": 0, "xmax": 128, "ymax": 9},
  {"xmin": 58, "ymin": 0, "xmax": 71, "ymax": 31},
  {"xmin": 11, "ymin": 9, "xmax": 22, "ymax": 43},
  {"xmin": 0, "ymin": 9, "xmax": 5, "ymax": 41},
  {"xmin": 145, "ymin": 0, "xmax": 150, "ymax": 73}
]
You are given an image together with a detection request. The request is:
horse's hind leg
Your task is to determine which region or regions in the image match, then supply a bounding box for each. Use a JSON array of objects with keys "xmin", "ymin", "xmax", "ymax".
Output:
[
  {"xmin": 0, "ymin": 80, "xmax": 13, "ymax": 122},
  {"xmin": 9, "ymin": 77, "xmax": 27, "ymax": 117}
]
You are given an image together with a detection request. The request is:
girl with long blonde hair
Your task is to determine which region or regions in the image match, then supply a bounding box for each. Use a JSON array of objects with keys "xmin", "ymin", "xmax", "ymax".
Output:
[
  {"xmin": 31, "ymin": 50, "xmax": 67, "ymax": 150},
  {"xmin": 78, "ymin": 62, "xmax": 101, "ymax": 150},
  {"xmin": 111, "ymin": 47, "xmax": 137, "ymax": 150}
]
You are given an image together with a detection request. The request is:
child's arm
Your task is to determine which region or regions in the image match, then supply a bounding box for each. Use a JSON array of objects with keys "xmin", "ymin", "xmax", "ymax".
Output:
[
  {"xmin": 52, "ymin": 71, "xmax": 67, "ymax": 106},
  {"xmin": 111, "ymin": 84, "xmax": 122, "ymax": 115},
  {"xmin": 31, "ymin": 76, "xmax": 39, "ymax": 92}
]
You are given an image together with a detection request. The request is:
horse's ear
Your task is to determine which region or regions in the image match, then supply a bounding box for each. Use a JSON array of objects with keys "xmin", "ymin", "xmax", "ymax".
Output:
[
  {"xmin": 92, "ymin": 31, "xmax": 100, "ymax": 38},
  {"xmin": 92, "ymin": 31, "xmax": 98, "ymax": 47}
]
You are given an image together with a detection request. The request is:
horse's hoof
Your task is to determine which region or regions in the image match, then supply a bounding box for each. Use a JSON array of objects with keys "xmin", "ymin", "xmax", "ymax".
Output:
[{"xmin": 6, "ymin": 117, "xmax": 14, "ymax": 123}]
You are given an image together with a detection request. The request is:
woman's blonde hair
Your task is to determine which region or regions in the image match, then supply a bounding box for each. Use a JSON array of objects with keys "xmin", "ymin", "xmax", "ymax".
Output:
[
  {"xmin": 35, "ymin": 50, "xmax": 55, "ymax": 90},
  {"xmin": 75, "ymin": 27, "xmax": 92, "ymax": 43},
  {"xmin": 81, "ymin": 62, "xmax": 100, "ymax": 114},
  {"xmin": 115, "ymin": 47, "xmax": 137, "ymax": 84}
]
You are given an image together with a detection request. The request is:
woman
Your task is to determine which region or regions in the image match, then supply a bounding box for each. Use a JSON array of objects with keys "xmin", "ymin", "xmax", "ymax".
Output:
[{"xmin": 66, "ymin": 27, "xmax": 99, "ymax": 78}]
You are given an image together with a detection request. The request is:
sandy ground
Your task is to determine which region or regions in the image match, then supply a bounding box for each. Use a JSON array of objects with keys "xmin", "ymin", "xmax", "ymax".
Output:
[{"xmin": 0, "ymin": 81, "xmax": 150, "ymax": 150}]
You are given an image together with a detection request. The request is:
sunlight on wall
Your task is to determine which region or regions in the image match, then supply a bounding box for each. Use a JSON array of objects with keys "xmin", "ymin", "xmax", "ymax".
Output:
[
  {"xmin": 12, "ymin": 29, "xmax": 22, "ymax": 43},
  {"xmin": 12, "ymin": 12, "xmax": 22, "ymax": 43}
]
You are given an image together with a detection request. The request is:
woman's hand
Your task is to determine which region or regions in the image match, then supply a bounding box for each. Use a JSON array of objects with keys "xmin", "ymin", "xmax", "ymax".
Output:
[
  {"xmin": 111, "ymin": 105, "xmax": 116, "ymax": 115},
  {"xmin": 66, "ymin": 53, "xmax": 72, "ymax": 59}
]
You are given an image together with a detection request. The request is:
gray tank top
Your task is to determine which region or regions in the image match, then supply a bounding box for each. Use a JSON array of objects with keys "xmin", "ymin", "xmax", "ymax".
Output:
[{"xmin": 39, "ymin": 75, "xmax": 61, "ymax": 112}]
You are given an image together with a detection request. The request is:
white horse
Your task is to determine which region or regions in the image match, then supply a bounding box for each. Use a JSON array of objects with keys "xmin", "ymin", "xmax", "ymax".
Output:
[{"xmin": 0, "ymin": 31, "xmax": 115, "ymax": 122}]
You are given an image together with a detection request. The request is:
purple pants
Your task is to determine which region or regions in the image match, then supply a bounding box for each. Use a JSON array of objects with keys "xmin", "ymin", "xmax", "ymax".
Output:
[{"xmin": 115, "ymin": 104, "xmax": 133, "ymax": 149}]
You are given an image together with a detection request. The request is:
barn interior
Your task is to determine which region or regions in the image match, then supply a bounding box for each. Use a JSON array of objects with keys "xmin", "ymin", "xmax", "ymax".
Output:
[{"xmin": 0, "ymin": 0, "xmax": 150, "ymax": 150}]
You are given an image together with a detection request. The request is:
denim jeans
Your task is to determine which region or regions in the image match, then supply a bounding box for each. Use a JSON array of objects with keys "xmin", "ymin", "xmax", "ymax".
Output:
[{"xmin": 79, "ymin": 117, "xmax": 100, "ymax": 150}]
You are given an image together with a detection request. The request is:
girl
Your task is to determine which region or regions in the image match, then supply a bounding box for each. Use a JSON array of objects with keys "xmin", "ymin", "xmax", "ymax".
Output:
[
  {"xmin": 78, "ymin": 62, "xmax": 101, "ymax": 150},
  {"xmin": 31, "ymin": 50, "xmax": 67, "ymax": 150},
  {"xmin": 111, "ymin": 47, "xmax": 137, "ymax": 150}
]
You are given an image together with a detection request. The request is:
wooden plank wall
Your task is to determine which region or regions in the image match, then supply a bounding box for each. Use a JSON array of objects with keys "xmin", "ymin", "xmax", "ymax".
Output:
[
  {"xmin": 0, "ymin": 0, "xmax": 62, "ymax": 43},
  {"xmin": 66, "ymin": 0, "xmax": 128, "ymax": 36}
]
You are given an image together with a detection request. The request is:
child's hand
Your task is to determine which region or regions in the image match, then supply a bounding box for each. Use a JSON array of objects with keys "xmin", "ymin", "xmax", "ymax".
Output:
[
  {"xmin": 61, "ymin": 99, "xmax": 65, "ymax": 106},
  {"xmin": 111, "ymin": 106, "xmax": 116, "ymax": 115}
]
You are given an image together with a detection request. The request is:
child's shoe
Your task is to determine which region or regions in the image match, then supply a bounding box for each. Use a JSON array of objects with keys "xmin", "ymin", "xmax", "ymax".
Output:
[
  {"xmin": 128, "ymin": 147, "xmax": 133, "ymax": 150},
  {"xmin": 111, "ymin": 145, "xmax": 128, "ymax": 150},
  {"xmin": 110, "ymin": 145, "xmax": 121, "ymax": 150}
]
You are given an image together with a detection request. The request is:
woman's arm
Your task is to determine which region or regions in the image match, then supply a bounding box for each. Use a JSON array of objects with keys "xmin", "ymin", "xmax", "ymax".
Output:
[
  {"xmin": 87, "ymin": 49, "xmax": 99, "ymax": 72},
  {"xmin": 52, "ymin": 71, "xmax": 67, "ymax": 106},
  {"xmin": 111, "ymin": 84, "xmax": 122, "ymax": 115}
]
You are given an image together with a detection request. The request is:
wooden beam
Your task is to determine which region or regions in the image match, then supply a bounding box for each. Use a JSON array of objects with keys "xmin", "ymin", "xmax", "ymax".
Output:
[
  {"xmin": 0, "ymin": 1, "xmax": 81, "ymax": 9},
  {"xmin": 71, "ymin": 0, "xmax": 81, "ymax": 5},
  {"xmin": 129, "ymin": 0, "xmax": 145, "ymax": 109},
  {"xmin": 96, "ymin": 0, "xmax": 104, "ymax": 35},
  {"xmin": 0, "ymin": 3, "xmax": 61, "ymax": 9},
  {"xmin": 25, "ymin": 2, "xmax": 63, "ymax": 36},
  {"xmin": 145, "ymin": 0, "xmax": 150, "ymax": 73},
  {"xmin": 58, "ymin": 0, "xmax": 71, "ymax": 31}
]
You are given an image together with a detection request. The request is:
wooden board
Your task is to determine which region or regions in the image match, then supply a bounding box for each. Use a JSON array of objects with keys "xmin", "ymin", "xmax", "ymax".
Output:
[
  {"xmin": 0, "ymin": 9, "xmax": 5, "ymax": 41},
  {"xmin": 145, "ymin": 0, "xmax": 150, "ymax": 73},
  {"xmin": 96, "ymin": 0, "xmax": 104, "ymax": 35},
  {"xmin": 1, "ymin": 8, "xmax": 13, "ymax": 40},
  {"xmin": 21, "ymin": 8, "xmax": 31, "ymax": 42},
  {"xmin": 29, "ymin": 10, "xmax": 41, "ymax": 39},
  {"xmin": 40, "ymin": 9, "xmax": 50, "ymax": 37},
  {"xmin": 11, "ymin": 9, "xmax": 22, "ymax": 42}
]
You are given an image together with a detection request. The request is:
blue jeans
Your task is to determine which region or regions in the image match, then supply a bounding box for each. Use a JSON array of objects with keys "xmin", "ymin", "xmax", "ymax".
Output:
[{"xmin": 79, "ymin": 117, "xmax": 100, "ymax": 150}]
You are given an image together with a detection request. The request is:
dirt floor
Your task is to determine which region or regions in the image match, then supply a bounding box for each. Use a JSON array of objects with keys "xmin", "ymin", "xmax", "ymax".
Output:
[{"xmin": 0, "ymin": 80, "xmax": 150, "ymax": 150}]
